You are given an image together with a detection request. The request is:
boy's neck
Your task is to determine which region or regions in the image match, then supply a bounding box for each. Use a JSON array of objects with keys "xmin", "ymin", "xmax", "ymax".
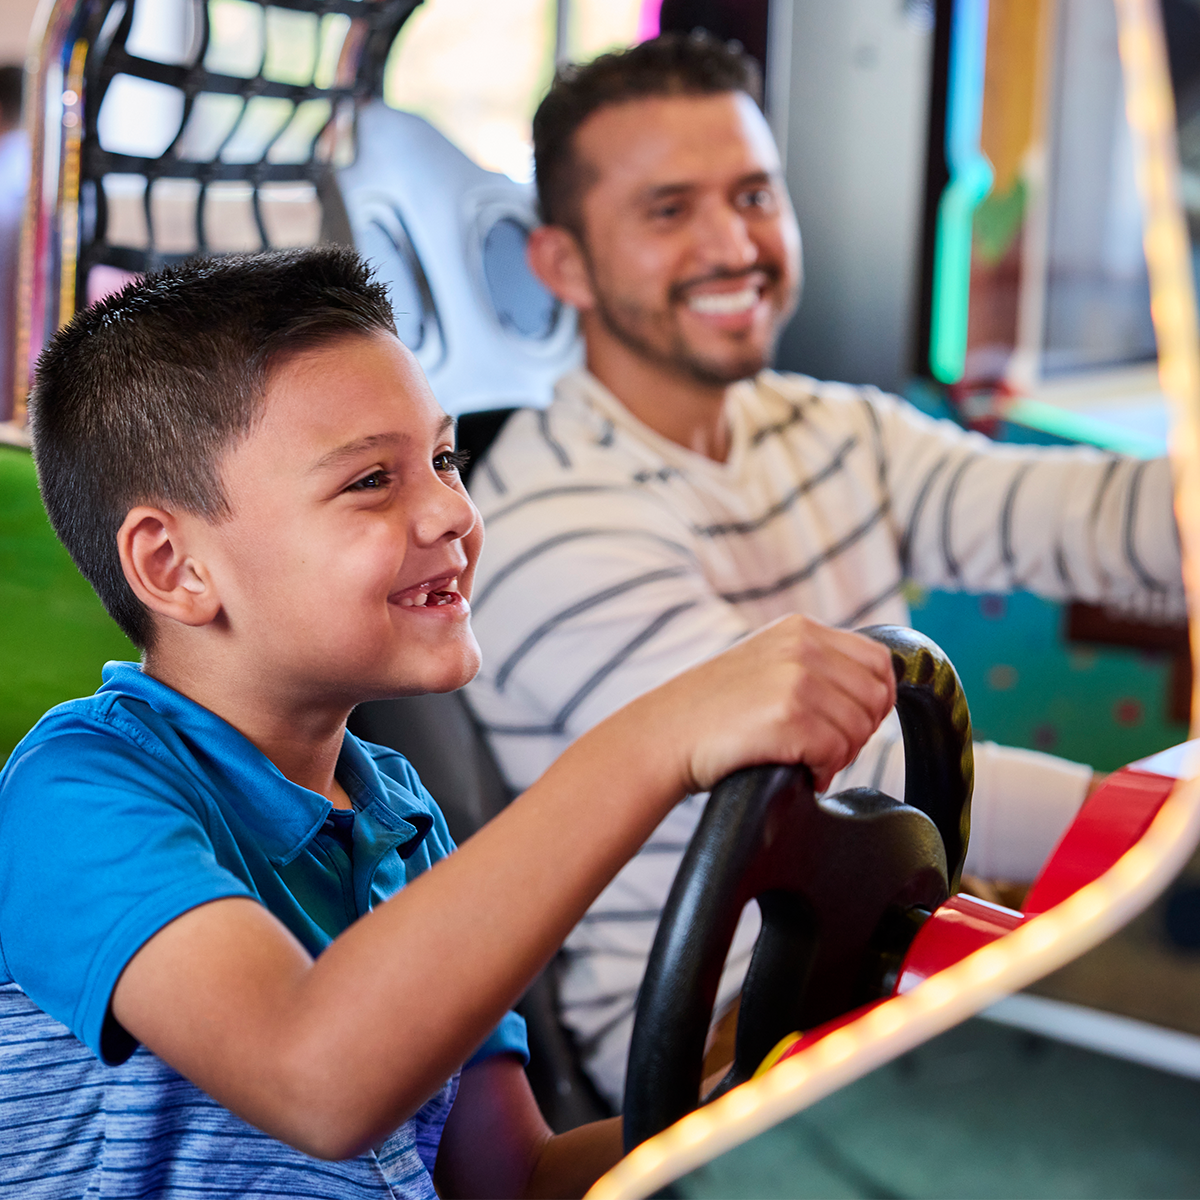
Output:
[{"xmin": 143, "ymin": 649, "xmax": 355, "ymax": 809}]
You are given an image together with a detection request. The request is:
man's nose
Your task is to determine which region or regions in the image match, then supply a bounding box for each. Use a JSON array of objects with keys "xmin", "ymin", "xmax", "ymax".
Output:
[{"xmin": 694, "ymin": 202, "xmax": 758, "ymax": 268}]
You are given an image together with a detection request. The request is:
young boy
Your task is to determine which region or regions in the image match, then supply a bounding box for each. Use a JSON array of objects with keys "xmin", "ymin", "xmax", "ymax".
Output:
[{"xmin": 0, "ymin": 248, "xmax": 895, "ymax": 1199}]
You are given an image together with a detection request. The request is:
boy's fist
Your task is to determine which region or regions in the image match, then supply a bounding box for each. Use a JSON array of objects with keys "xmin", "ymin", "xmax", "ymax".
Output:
[{"xmin": 655, "ymin": 615, "xmax": 897, "ymax": 795}]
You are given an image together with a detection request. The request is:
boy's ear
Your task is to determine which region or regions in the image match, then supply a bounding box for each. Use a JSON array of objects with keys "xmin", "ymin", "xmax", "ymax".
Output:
[
  {"xmin": 526, "ymin": 224, "xmax": 596, "ymax": 312},
  {"xmin": 117, "ymin": 506, "xmax": 222, "ymax": 628}
]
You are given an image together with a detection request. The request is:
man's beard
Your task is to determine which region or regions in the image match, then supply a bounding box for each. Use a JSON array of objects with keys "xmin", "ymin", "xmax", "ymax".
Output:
[{"xmin": 587, "ymin": 267, "xmax": 790, "ymax": 388}]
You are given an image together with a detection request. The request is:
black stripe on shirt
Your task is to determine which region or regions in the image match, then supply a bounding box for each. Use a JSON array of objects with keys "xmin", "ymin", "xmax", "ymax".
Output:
[
  {"xmin": 938, "ymin": 453, "xmax": 978, "ymax": 584},
  {"xmin": 483, "ymin": 602, "xmax": 700, "ymax": 736},
  {"xmin": 749, "ymin": 401, "xmax": 808, "ymax": 446},
  {"xmin": 694, "ymin": 436, "xmax": 858, "ymax": 537},
  {"xmin": 1123, "ymin": 458, "xmax": 1169, "ymax": 592},
  {"xmin": 485, "ymin": 482, "xmax": 639, "ymax": 525},
  {"xmin": 858, "ymin": 393, "xmax": 889, "ymax": 493},
  {"xmin": 494, "ymin": 567, "xmax": 692, "ymax": 691},
  {"xmin": 837, "ymin": 576, "xmax": 906, "ymax": 628},
  {"xmin": 537, "ymin": 407, "xmax": 572, "ymax": 468},
  {"xmin": 899, "ymin": 454, "xmax": 950, "ymax": 576},
  {"xmin": 481, "ymin": 454, "xmax": 508, "ymax": 496},
  {"xmin": 999, "ymin": 462, "xmax": 1033, "ymax": 584},
  {"xmin": 1086, "ymin": 457, "xmax": 1121, "ymax": 581},
  {"xmin": 473, "ymin": 528, "xmax": 697, "ymax": 613},
  {"xmin": 553, "ymin": 602, "xmax": 699, "ymax": 731},
  {"xmin": 718, "ymin": 501, "xmax": 890, "ymax": 604}
]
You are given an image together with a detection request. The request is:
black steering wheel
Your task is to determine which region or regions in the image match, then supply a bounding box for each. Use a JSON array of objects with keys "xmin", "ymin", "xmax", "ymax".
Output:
[{"xmin": 623, "ymin": 625, "xmax": 974, "ymax": 1152}]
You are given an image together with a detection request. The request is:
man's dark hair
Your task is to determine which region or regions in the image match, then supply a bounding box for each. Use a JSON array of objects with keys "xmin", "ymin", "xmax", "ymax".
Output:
[
  {"xmin": 533, "ymin": 31, "xmax": 762, "ymax": 231},
  {"xmin": 0, "ymin": 65, "xmax": 22, "ymax": 128},
  {"xmin": 29, "ymin": 246, "xmax": 396, "ymax": 649}
]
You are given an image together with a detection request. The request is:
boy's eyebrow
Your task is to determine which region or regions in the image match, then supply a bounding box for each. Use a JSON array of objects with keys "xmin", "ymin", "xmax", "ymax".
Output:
[{"xmin": 310, "ymin": 417, "xmax": 456, "ymax": 473}]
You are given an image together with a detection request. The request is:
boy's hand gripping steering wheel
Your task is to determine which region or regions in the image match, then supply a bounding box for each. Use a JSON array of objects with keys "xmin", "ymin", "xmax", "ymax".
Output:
[{"xmin": 623, "ymin": 626, "xmax": 974, "ymax": 1152}]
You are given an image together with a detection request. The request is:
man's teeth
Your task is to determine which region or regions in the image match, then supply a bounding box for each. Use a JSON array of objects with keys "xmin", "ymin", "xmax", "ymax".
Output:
[
  {"xmin": 687, "ymin": 286, "xmax": 759, "ymax": 316},
  {"xmin": 399, "ymin": 578, "xmax": 459, "ymax": 608}
]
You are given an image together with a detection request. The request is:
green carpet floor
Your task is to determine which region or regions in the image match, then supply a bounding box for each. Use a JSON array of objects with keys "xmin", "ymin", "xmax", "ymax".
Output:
[
  {"xmin": 679, "ymin": 1019, "xmax": 1200, "ymax": 1199},
  {"xmin": 0, "ymin": 445, "xmax": 134, "ymax": 763}
]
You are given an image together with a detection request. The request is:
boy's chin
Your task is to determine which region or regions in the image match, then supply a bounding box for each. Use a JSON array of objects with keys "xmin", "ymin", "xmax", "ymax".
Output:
[{"xmin": 378, "ymin": 646, "xmax": 482, "ymax": 699}]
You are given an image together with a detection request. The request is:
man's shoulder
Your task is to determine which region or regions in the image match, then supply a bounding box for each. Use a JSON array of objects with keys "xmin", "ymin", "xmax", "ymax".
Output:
[
  {"xmin": 470, "ymin": 386, "xmax": 687, "ymax": 548},
  {"xmin": 473, "ymin": 387, "xmax": 639, "ymax": 503}
]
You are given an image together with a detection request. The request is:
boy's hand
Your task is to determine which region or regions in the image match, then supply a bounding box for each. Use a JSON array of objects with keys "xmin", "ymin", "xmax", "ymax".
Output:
[{"xmin": 641, "ymin": 615, "xmax": 896, "ymax": 795}]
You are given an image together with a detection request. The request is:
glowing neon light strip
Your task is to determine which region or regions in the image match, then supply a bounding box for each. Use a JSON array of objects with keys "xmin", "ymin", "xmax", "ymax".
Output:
[{"xmin": 929, "ymin": 0, "xmax": 993, "ymax": 384}]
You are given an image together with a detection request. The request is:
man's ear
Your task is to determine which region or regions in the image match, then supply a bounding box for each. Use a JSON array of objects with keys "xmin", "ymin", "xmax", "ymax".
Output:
[
  {"xmin": 117, "ymin": 506, "xmax": 222, "ymax": 628},
  {"xmin": 526, "ymin": 224, "xmax": 596, "ymax": 311}
]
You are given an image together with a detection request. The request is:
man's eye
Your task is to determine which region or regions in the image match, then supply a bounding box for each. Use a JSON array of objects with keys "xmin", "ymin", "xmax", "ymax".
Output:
[
  {"xmin": 347, "ymin": 469, "xmax": 391, "ymax": 491},
  {"xmin": 740, "ymin": 187, "xmax": 776, "ymax": 211},
  {"xmin": 435, "ymin": 449, "xmax": 471, "ymax": 476}
]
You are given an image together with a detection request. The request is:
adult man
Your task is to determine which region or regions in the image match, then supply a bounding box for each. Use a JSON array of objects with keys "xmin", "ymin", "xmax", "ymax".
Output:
[{"xmin": 464, "ymin": 34, "xmax": 1183, "ymax": 1106}]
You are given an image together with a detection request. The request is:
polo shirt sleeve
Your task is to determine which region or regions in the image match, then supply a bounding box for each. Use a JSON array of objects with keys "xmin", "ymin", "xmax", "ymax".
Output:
[
  {"xmin": 364, "ymin": 743, "xmax": 531, "ymax": 1067},
  {"xmin": 0, "ymin": 724, "xmax": 255, "ymax": 1065},
  {"xmin": 469, "ymin": 1009, "xmax": 529, "ymax": 1066}
]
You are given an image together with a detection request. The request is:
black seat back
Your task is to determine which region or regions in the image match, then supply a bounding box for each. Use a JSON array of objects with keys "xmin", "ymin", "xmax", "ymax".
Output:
[
  {"xmin": 348, "ymin": 404, "xmax": 608, "ymax": 1132},
  {"xmin": 348, "ymin": 688, "xmax": 611, "ymax": 1132},
  {"xmin": 457, "ymin": 407, "xmax": 518, "ymax": 488}
]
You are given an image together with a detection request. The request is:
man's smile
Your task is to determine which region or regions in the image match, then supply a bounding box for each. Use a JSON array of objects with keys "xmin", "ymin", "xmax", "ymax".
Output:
[{"xmin": 670, "ymin": 266, "xmax": 779, "ymax": 327}]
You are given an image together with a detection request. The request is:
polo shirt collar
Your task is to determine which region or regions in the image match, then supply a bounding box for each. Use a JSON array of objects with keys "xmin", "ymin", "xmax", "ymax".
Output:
[{"xmin": 97, "ymin": 662, "xmax": 432, "ymax": 867}]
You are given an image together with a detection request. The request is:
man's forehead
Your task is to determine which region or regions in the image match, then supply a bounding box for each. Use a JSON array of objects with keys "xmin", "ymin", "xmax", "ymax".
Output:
[{"xmin": 575, "ymin": 91, "xmax": 779, "ymax": 189}]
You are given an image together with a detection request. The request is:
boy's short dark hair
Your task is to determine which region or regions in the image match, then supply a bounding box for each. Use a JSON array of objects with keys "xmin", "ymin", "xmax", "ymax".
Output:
[
  {"xmin": 30, "ymin": 247, "xmax": 396, "ymax": 649},
  {"xmin": 533, "ymin": 31, "xmax": 762, "ymax": 232}
]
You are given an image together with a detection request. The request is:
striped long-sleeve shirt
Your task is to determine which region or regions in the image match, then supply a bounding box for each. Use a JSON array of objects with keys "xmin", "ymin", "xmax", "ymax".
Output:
[{"xmin": 465, "ymin": 367, "xmax": 1183, "ymax": 1104}]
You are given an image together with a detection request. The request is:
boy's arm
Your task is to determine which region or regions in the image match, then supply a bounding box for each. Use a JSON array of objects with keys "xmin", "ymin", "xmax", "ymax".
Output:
[
  {"xmin": 111, "ymin": 615, "xmax": 894, "ymax": 1162},
  {"xmin": 434, "ymin": 1055, "xmax": 623, "ymax": 1199}
]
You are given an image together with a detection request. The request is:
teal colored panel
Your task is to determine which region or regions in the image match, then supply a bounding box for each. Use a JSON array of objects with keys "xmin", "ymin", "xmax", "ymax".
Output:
[
  {"xmin": 1004, "ymin": 398, "xmax": 1165, "ymax": 458},
  {"xmin": 0, "ymin": 446, "xmax": 136, "ymax": 764},
  {"xmin": 907, "ymin": 588, "xmax": 1185, "ymax": 772},
  {"xmin": 679, "ymin": 1019, "xmax": 1200, "ymax": 1199}
]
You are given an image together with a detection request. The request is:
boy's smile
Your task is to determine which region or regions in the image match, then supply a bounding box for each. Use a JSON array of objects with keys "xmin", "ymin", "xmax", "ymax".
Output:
[{"xmin": 185, "ymin": 329, "xmax": 483, "ymax": 712}]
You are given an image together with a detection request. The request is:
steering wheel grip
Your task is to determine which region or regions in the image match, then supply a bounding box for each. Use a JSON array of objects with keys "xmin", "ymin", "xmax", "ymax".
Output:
[
  {"xmin": 623, "ymin": 626, "xmax": 973, "ymax": 1152},
  {"xmin": 859, "ymin": 625, "xmax": 974, "ymax": 890}
]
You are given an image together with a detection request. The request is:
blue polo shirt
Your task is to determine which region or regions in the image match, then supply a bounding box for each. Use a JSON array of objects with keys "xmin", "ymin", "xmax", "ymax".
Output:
[{"xmin": 0, "ymin": 662, "xmax": 527, "ymax": 1199}]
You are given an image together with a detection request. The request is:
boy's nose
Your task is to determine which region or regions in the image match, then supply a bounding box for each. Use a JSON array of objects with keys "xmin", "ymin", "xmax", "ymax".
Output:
[{"xmin": 412, "ymin": 477, "xmax": 478, "ymax": 546}]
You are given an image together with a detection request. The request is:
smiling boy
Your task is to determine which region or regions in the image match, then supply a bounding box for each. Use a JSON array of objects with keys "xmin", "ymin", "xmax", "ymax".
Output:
[{"xmin": 0, "ymin": 248, "xmax": 895, "ymax": 1198}]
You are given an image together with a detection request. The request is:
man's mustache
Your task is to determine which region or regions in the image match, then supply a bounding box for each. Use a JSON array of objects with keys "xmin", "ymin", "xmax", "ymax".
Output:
[{"xmin": 668, "ymin": 265, "xmax": 780, "ymax": 305}]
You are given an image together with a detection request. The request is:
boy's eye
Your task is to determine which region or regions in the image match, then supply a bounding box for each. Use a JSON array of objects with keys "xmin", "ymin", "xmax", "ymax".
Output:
[
  {"xmin": 346, "ymin": 469, "xmax": 391, "ymax": 492},
  {"xmin": 435, "ymin": 449, "xmax": 471, "ymax": 477}
]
